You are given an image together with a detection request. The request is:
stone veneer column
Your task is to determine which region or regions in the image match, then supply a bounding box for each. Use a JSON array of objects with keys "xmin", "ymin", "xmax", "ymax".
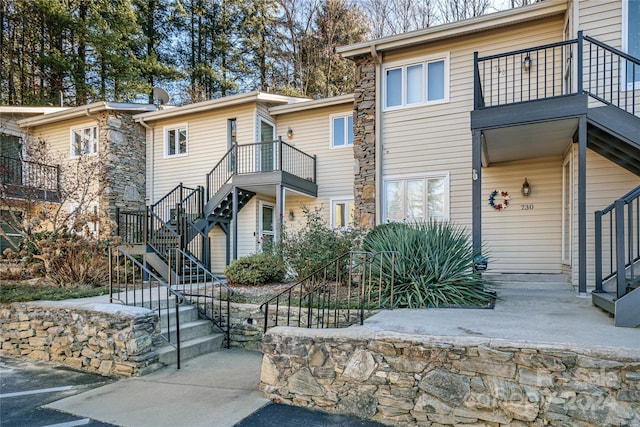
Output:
[
  {"xmin": 98, "ymin": 111, "xmax": 146, "ymax": 238},
  {"xmin": 353, "ymin": 54, "xmax": 377, "ymax": 229}
]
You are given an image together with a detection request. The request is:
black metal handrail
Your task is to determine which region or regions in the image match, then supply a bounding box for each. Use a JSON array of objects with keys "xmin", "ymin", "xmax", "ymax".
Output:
[
  {"xmin": 475, "ymin": 38, "xmax": 577, "ymax": 108},
  {"xmin": 147, "ymin": 207, "xmax": 180, "ymax": 261},
  {"xmin": 594, "ymin": 185, "xmax": 640, "ymax": 298},
  {"xmin": 109, "ymin": 246, "xmax": 184, "ymax": 369},
  {"xmin": 583, "ymin": 34, "xmax": 640, "ymax": 117},
  {"xmin": 150, "ymin": 183, "xmax": 197, "ymax": 225},
  {"xmin": 116, "ymin": 208, "xmax": 146, "ymax": 244},
  {"xmin": 260, "ymin": 251, "xmax": 397, "ymax": 332},
  {"xmin": 206, "ymin": 146, "xmax": 235, "ymax": 201},
  {"xmin": 475, "ymin": 32, "xmax": 640, "ymax": 118},
  {"xmin": 169, "ymin": 248, "xmax": 234, "ymax": 348},
  {"xmin": 0, "ymin": 155, "xmax": 60, "ymax": 193}
]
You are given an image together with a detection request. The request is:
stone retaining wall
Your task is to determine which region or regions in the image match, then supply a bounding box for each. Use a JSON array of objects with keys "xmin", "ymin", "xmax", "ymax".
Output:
[
  {"xmin": 0, "ymin": 301, "xmax": 160, "ymax": 377},
  {"xmin": 260, "ymin": 327, "xmax": 640, "ymax": 426}
]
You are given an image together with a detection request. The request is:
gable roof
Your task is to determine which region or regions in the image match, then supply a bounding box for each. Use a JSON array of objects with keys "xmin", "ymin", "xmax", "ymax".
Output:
[
  {"xmin": 16, "ymin": 102, "xmax": 156, "ymax": 127},
  {"xmin": 337, "ymin": 0, "xmax": 567, "ymax": 58},
  {"xmin": 133, "ymin": 91, "xmax": 310, "ymax": 122}
]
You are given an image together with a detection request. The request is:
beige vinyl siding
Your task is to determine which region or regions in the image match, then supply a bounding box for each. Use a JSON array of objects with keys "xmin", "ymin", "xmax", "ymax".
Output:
[
  {"xmin": 482, "ymin": 157, "xmax": 564, "ymax": 274},
  {"xmin": 147, "ymin": 104, "xmax": 256, "ymax": 203},
  {"xmin": 568, "ymin": 145, "xmax": 640, "ymax": 289},
  {"xmin": 579, "ymin": 0, "xmax": 622, "ymax": 46},
  {"xmin": 382, "ymin": 16, "xmax": 565, "ymax": 229},
  {"xmin": 274, "ymin": 103, "xmax": 355, "ymax": 228},
  {"xmin": 209, "ymin": 225, "xmax": 227, "ymax": 274},
  {"xmin": 28, "ymin": 117, "xmax": 102, "ymax": 216}
]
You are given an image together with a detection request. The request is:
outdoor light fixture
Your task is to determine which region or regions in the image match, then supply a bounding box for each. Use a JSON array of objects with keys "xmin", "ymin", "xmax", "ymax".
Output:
[
  {"xmin": 523, "ymin": 55, "xmax": 532, "ymax": 72},
  {"xmin": 287, "ymin": 128, "xmax": 294, "ymax": 139},
  {"xmin": 288, "ymin": 209, "xmax": 295, "ymax": 221},
  {"xmin": 522, "ymin": 178, "xmax": 531, "ymax": 197}
]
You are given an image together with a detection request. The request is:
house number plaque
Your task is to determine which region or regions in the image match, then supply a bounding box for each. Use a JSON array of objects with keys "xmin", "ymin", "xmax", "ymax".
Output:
[{"xmin": 521, "ymin": 204, "xmax": 534, "ymax": 210}]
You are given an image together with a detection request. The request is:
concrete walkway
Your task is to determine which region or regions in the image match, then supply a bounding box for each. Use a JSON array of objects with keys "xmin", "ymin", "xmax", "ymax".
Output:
[
  {"xmin": 44, "ymin": 287, "xmax": 639, "ymax": 426},
  {"xmin": 46, "ymin": 349, "xmax": 269, "ymax": 427}
]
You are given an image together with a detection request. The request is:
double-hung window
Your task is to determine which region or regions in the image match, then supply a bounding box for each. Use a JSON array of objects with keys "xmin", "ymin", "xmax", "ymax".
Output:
[
  {"xmin": 623, "ymin": 0, "xmax": 640, "ymax": 86},
  {"xmin": 165, "ymin": 125, "xmax": 188, "ymax": 157},
  {"xmin": 331, "ymin": 113, "xmax": 354, "ymax": 148},
  {"xmin": 70, "ymin": 126, "xmax": 98, "ymax": 158},
  {"xmin": 385, "ymin": 55, "xmax": 448, "ymax": 109},
  {"xmin": 331, "ymin": 198, "xmax": 355, "ymax": 228},
  {"xmin": 384, "ymin": 174, "xmax": 448, "ymax": 222}
]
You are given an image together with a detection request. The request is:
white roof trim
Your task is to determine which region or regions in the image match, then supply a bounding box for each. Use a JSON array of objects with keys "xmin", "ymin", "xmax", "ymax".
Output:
[
  {"xmin": 337, "ymin": 0, "xmax": 568, "ymax": 58},
  {"xmin": 269, "ymin": 94, "xmax": 354, "ymax": 115},
  {"xmin": 133, "ymin": 91, "xmax": 310, "ymax": 122},
  {"xmin": 16, "ymin": 102, "xmax": 156, "ymax": 127}
]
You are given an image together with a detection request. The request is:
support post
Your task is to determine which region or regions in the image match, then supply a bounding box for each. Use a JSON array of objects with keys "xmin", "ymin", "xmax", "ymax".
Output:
[
  {"xmin": 472, "ymin": 130, "xmax": 483, "ymax": 256},
  {"xmin": 578, "ymin": 115, "xmax": 587, "ymax": 295},
  {"xmin": 275, "ymin": 185, "xmax": 284, "ymax": 244},
  {"xmin": 232, "ymin": 187, "xmax": 238, "ymax": 261}
]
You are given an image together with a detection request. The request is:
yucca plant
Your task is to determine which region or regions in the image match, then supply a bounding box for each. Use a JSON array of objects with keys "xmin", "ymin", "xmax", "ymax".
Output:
[{"xmin": 362, "ymin": 221, "xmax": 494, "ymax": 308}]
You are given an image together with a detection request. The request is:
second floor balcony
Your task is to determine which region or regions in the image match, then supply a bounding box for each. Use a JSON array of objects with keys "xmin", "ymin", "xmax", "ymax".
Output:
[{"xmin": 0, "ymin": 155, "xmax": 61, "ymax": 202}]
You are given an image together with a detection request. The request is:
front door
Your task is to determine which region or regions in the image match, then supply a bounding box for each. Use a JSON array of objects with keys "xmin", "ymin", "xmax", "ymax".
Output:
[
  {"xmin": 258, "ymin": 117, "xmax": 275, "ymax": 172},
  {"xmin": 259, "ymin": 201, "xmax": 275, "ymax": 251}
]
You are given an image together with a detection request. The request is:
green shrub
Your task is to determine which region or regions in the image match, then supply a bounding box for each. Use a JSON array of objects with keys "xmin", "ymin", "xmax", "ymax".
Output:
[
  {"xmin": 362, "ymin": 221, "xmax": 493, "ymax": 308},
  {"xmin": 224, "ymin": 251, "xmax": 286, "ymax": 286},
  {"xmin": 279, "ymin": 207, "xmax": 364, "ymax": 279}
]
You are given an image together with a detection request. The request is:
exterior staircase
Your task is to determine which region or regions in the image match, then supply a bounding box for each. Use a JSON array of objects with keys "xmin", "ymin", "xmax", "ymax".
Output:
[
  {"xmin": 155, "ymin": 301, "xmax": 224, "ymax": 366},
  {"xmin": 593, "ymin": 185, "xmax": 640, "ymax": 327}
]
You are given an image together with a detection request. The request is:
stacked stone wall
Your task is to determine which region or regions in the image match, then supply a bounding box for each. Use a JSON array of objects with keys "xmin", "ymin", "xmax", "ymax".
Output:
[
  {"xmin": 260, "ymin": 328, "xmax": 640, "ymax": 426},
  {"xmin": 0, "ymin": 301, "xmax": 160, "ymax": 377}
]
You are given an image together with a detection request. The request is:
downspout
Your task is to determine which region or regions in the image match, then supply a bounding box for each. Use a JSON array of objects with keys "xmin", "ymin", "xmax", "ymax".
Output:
[
  {"xmin": 138, "ymin": 118, "xmax": 153, "ymax": 205},
  {"xmin": 371, "ymin": 45, "xmax": 383, "ymax": 225}
]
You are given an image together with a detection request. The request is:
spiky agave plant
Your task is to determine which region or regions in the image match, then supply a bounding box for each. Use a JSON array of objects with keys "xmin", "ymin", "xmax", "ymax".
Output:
[{"xmin": 362, "ymin": 220, "xmax": 493, "ymax": 308}]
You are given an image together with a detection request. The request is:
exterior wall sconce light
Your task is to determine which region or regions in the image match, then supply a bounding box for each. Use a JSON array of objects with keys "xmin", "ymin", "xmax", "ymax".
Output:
[
  {"xmin": 287, "ymin": 128, "xmax": 294, "ymax": 139},
  {"xmin": 522, "ymin": 178, "xmax": 531, "ymax": 197},
  {"xmin": 288, "ymin": 209, "xmax": 295, "ymax": 221},
  {"xmin": 523, "ymin": 55, "xmax": 532, "ymax": 72}
]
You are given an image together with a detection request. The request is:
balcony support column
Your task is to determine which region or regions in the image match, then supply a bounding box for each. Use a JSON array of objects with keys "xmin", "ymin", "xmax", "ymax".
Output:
[
  {"xmin": 232, "ymin": 187, "xmax": 238, "ymax": 261},
  {"xmin": 472, "ymin": 130, "xmax": 482, "ymax": 256},
  {"xmin": 275, "ymin": 185, "xmax": 284, "ymax": 244},
  {"xmin": 578, "ymin": 115, "xmax": 587, "ymax": 295}
]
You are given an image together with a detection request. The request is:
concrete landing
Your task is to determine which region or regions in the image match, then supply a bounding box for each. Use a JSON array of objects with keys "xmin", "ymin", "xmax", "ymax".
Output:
[{"xmin": 364, "ymin": 289, "xmax": 640, "ymax": 352}]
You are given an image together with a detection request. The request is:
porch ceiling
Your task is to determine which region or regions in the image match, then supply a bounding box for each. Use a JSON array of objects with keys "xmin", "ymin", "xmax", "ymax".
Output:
[{"xmin": 481, "ymin": 118, "xmax": 578, "ymax": 166}]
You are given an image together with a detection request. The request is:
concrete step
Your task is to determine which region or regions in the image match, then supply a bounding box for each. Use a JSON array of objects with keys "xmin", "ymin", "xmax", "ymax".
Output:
[
  {"xmin": 157, "ymin": 304, "xmax": 200, "ymax": 326},
  {"xmin": 483, "ymin": 273, "xmax": 572, "ymax": 291},
  {"xmin": 160, "ymin": 319, "xmax": 214, "ymax": 343},
  {"xmin": 157, "ymin": 334, "xmax": 224, "ymax": 366}
]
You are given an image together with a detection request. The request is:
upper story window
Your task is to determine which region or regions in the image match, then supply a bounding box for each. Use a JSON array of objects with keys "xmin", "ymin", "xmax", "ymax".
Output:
[
  {"xmin": 384, "ymin": 55, "xmax": 449, "ymax": 110},
  {"xmin": 70, "ymin": 126, "xmax": 98, "ymax": 158},
  {"xmin": 331, "ymin": 113, "xmax": 354, "ymax": 148},
  {"xmin": 164, "ymin": 125, "xmax": 188, "ymax": 157},
  {"xmin": 384, "ymin": 173, "xmax": 449, "ymax": 222},
  {"xmin": 623, "ymin": 0, "xmax": 640, "ymax": 85}
]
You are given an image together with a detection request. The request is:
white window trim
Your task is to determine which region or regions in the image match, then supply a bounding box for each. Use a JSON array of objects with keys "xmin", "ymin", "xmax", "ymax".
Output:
[
  {"xmin": 622, "ymin": 0, "xmax": 640, "ymax": 89},
  {"xmin": 330, "ymin": 196, "xmax": 355, "ymax": 229},
  {"xmin": 329, "ymin": 112, "xmax": 354, "ymax": 149},
  {"xmin": 163, "ymin": 124, "xmax": 189, "ymax": 158},
  {"xmin": 383, "ymin": 171, "xmax": 450, "ymax": 223},
  {"xmin": 69, "ymin": 202, "xmax": 99, "ymax": 236},
  {"xmin": 70, "ymin": 126, "xmax": 98, "ymax": 158},
  {"xmin": 383, "ymin": 53, "xmax": 450, "ymax": 111}
]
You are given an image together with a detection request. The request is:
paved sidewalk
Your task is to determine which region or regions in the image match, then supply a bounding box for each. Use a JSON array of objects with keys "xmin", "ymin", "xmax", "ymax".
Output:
[{"xmin": 46, "ymin": 350, "xmax": 269, "ymax": 427}]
